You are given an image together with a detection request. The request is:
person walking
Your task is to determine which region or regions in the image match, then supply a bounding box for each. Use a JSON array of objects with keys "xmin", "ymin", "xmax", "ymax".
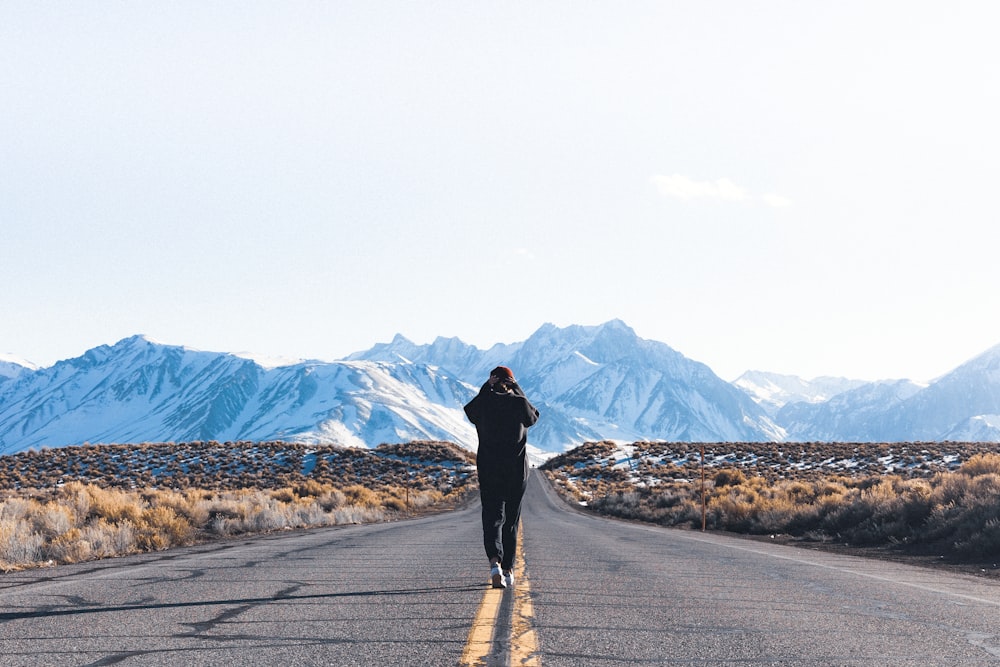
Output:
[{"xmin": 464, "ymin": 366, "xmax": 540, "ymax": 588}]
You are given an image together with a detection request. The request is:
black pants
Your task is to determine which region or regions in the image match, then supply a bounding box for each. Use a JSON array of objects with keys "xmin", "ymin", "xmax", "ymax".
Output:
[{"xmin": 479, "ymin": 477, "xmax": 527, "ymax": 571}]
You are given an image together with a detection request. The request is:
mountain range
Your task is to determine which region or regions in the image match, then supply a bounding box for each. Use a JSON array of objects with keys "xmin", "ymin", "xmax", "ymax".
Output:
[{"xmin": 2, "ymin": 320, "xmax": 1000, "ymax": 455}]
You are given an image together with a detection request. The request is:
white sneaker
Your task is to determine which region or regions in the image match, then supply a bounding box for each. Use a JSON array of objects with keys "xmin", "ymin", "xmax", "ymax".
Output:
[
  {"xmin": 503, "ymin": 570, "xmax": 514, "ymax": 588},
  {"xmin": 490, "ymin": 562, "xmax": 505, "ymax": 588}
]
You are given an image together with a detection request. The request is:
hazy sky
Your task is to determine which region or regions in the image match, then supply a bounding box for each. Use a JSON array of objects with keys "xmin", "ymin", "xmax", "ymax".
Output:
[{"xmin": 3, "ymin": 2, "xmax": 998, "ymax": 382}]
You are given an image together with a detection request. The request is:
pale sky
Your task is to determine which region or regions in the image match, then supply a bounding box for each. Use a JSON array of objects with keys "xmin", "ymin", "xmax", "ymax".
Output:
[{"xmin": 2, "ymin": 2, "xmax": 998, "ymax": 383}]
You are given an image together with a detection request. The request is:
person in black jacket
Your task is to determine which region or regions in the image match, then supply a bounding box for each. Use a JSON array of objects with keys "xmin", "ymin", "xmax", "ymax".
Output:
[{"xmin": 464, "ymin": 365, "xmax": 540, "ymax": 588}]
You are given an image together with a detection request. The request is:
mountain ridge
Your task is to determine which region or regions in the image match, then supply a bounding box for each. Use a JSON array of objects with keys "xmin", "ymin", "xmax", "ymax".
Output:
[
  {"xmin": 0, "ymin": 336, "xmax": 478, "ymax": 455},
  {"xmin": 347, "ymin": 319, "xmax": 784, "ymax": 447},
  {"xmin": 3, "ymin": 322, "xmax": 1000, "ymax": 453}
]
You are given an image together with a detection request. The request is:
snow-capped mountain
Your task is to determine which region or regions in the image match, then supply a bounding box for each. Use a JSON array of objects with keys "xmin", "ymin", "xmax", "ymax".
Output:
[
  {"xmin": 0, "ymin": 336, "xmax": 477, "ymax": 455},
  {"xmin": 775, "ymin": 343, "xmax": 1000, "ymax": 442},
  {"xmin": 777, "ymin": 379, "xmax": 925, "ymax": 442},
  {"xmin": 351, "ymin": 320, "xmax": 785, "ymax": 447},
  {"xmin": 0, "ymin": 322, "xmax": 782, "ymax": 454},
  {"xmin": 943, "ymin": 415, "xmax": 1000, "ymax": 442},
  {"xmin": 733, "ymin": 371, "xmax": 867, "ymax": 416},
  {"xmin": 3, "ymin": 323, "xmax": 1000, "ymax": 454},
  {"xmin": 345, "ymin": 333, "xmax": 517, "ymax": 380},
  {"xmin": 0, "ymin": 353, "xmax": 37, "ymax": 385},
  {"xmin": 879, "ymin": 342, "xmax": 1000, "ymax": 441}
]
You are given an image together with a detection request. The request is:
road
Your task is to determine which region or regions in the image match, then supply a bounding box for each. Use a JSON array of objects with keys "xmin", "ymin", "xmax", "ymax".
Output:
[
  {"xmin": 0, "ymin": 471, "xmax": 997, "ymax": 666},
  {"xmin": 520, "ymin": 472, "xmax": 1000, "ymax": 666}
]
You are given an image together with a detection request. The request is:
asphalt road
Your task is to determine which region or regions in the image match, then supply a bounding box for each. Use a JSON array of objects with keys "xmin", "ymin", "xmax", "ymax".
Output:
[
  {"xmin": 0, "ymin": 504, "xmax": 488, "ymax": 667},
  {"xmin": 1, "ymin": 472, "xmax": 998, "ymax": 666},
  {"xmin": 521, "ymin": 472, "xmax": 1000, "ymax": 666}
]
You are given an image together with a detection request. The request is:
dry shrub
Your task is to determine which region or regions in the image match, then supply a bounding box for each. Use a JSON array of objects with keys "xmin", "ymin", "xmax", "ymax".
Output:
[
  {"xmin": 714, "ymin": 468, "xmax": 747, "ymax": 488},
  {"xmin": 711, "ymin": 491, "xmax": 755, "ymax": 531},
  {"xmin": 0, "ymin": 518, "xmax": 44, "ymax": 568},
  {"xmin": 331, "ymin": 506, "xmax": 385, "ymax": 524},
  {"xmin": 55, "ymin": 482, "xmax": 93, "ymax": 524},
  {"xmin": 135, "ymin": 506, "xmax": 194, "ymax": 551},
  {"xmin": 383, "ymin": 496, "xmax": 406, "ymax": 512},
  {"xmin": 380, "ymin": 485, "xmax": 420, "ymax": 512},
  {"xmin": 955, "ymin": 517, "xmax": 1000, "ymax": 557},
  {"xmin": 248, "ymin": 502, "xmax": 291, "ymax": 533},
  {"xmin": 290, "ymin": 503, "xmax": 328, "ymax": 526},
  {"xmin": 850, "ymin": 477, "xmax": 932, "ymax": 542},
  {"xmin": 929, "ymin": 472, "xmax": 973, "ymax": 507},
  {"xmin": 152, "ymin": 489, "xmax": 210, "ymax": 526},
  {"xmin": 45, "ymin": 528, "xmax": 92, "ymax": 563},
  {"xmin": 34, "ymin": 502, "xmax": 75, "ymax": 538},
  {"xmin": 408, "ymin": 489, "xmax": 445, "ymax": 511},
  {"xmin": 959, "ymin": 453, "xmax": 1000, "ymax": 477},
  {"xmin": 318, "ymin": 488, "xmax": 346, "ymax": 511},
  {"xmin": 80, "ymin": 518, "xmax": 136, "ymax": 559},
  {"xmin": 923, "ymin": 472, "xmax": 1000, "ymax": 557},
  {"xmin": 0, "ymin": 442, "xmax": 468, "ymax": 570},
  {"xmin": 341, "ymin": 485, "xmax": 379, "ymax": 507},
  {"xmin": 816, "ymin": 479, "xmax": 849, "ymax": 498},
  {"xmin": 547, "ymin": 443, "xmax": 1000, "ymax": 561},
  {"xmin": 207, "ymin": 492, "xmax": 304, "ymax": 535},
  {"xmin": 294, "ymin": 479, "xmax": 328, "ymax": 498},
  {"xmin": 84, "ymin": 486, "xmax": 143, "ymax": 524},
  {"xmin": 0, "ymin": 497, "xmax": 33, "ymax": 522},
  {"xmin": 270, "ymin": 488, "xmax": 296, "ymax": 503},
  {"xmin": 202, "ymin": 494, "xmax": 250, "ymax": 522}
]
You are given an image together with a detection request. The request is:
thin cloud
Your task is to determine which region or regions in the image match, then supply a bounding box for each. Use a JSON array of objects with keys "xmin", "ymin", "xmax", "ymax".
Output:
[{"xmin": 652, "ymin": 174, "xmax": 791, "ymax": 208}]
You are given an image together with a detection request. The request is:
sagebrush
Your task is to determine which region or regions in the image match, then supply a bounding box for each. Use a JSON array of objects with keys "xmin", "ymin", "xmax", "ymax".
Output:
[
  {"xmin": 0, "ymin": 440, "xmax": 476, "ymax": 571},
  {"xmin": 543, "ymin": 442, "xmax": 1000, "ymax": 560}
]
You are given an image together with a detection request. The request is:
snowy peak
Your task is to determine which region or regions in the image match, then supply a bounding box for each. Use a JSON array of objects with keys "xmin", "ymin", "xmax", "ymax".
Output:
[
  {"xmin": 881, "ymin": 344, "xmax": 1000, "ymax": 441},
  {"xmin": 346, "ymin": 332, "xmax": 519, "ymax": 380},
  {"xmin": 517, "ymin": 319, "xmax": 638, "ymax": 368},
  {"xmin": 0, "ymin": 320, "xmax": 788, "ymax": 454},
  {"xmin": 943, "ymin": 341, "xmax": 1000, "ymax": 382},
  {"xmin": 777, "ymin": 379, "xmax": 924, "ymax": 442},
  {"xmin": 347, "ymin": 333, "xmax": 424, "ymax": 364},
  {"xmin": 345, "ymin": 318, "xmax": 785, "ymax": 448},
  {"xmin": 734, "ymin": 371, "xmax": 869, "ymax": 415},
  {"xmin": 0, "ymin": 339, "xmax": 477, "ymax": 455},
  {"xmin": 943, "ymin": 415, "xmax": 1000, "ymax": 441},
  {"xmin": 0, "ymin": 354, "xmax": 38, "ymax": 382},
  {"xmin": 5, "ymin": 324, "xmax": 1000, "ymax": 452}
]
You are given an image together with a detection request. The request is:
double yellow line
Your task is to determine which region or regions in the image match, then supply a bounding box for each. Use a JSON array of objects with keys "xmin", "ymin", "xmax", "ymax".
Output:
[{"xmin": 460, "ymin": 533, "xmax": 540, "ymax": 666}]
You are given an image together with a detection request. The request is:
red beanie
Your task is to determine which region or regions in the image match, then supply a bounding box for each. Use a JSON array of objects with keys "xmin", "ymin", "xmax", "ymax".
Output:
[{"xmin": 491, "ymin": 366, "xmax": 514, "ymax": 381}]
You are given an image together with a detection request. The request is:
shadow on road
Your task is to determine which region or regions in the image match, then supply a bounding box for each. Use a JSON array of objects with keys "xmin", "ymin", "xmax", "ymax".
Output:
[{"xmin": 0, "ymin": 583, "xmax": 484, "ymax": 622}]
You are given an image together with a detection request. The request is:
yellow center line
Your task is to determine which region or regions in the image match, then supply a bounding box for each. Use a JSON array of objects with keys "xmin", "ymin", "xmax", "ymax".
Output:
[
  {"xmin": 460, "ymin": 585, "xmax": 505, "ymax": 666},
  {"xmin": 510, "ymin": 546, "xmax": 540, "ymax": 666},
  {"xmin": 460, "ymin": 521, "xmax": 541, "ymax": 666}
]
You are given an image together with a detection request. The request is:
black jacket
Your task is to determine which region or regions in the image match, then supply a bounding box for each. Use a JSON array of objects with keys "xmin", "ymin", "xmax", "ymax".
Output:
[{"xmin": 464, "ymin": 381, "xmax": 540, "ymax": 487}]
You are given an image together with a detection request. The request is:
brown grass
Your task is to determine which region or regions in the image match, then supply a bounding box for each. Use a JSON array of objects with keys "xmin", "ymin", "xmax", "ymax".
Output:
[
  {"xmin": 0, "ymin": 440, "xmax": 476, "ymax": 571},
  {"xmin": 542, "ymin": 441, "xmax": 1000, "ymax": 563}
]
